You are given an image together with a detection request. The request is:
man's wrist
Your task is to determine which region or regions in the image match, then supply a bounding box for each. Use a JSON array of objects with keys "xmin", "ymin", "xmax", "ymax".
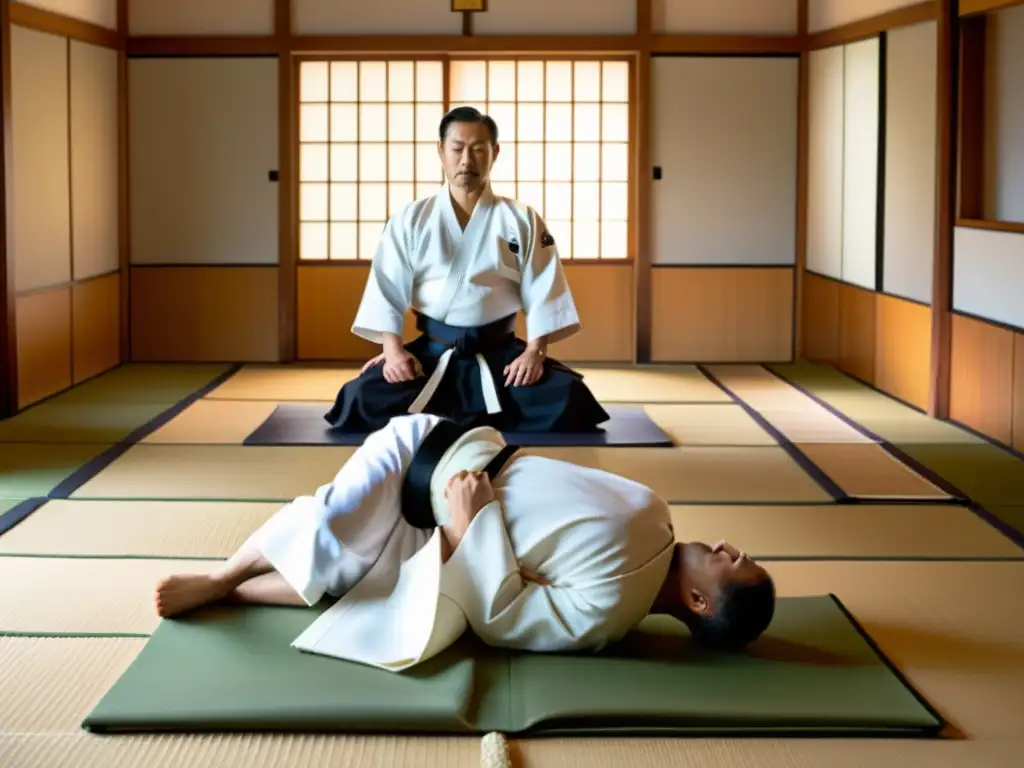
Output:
[
  {"xmin": 526, "ymin": 337, "xmax": 548, "ymax": 355},
  {"xmin": 382, "ymin": 333, "xmax": 404, "ymax": 356}
]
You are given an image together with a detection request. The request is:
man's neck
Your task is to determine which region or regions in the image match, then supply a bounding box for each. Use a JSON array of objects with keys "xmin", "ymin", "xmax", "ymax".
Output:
[{"xmin": 449, "ymin": 184, "xmax": 487, "ymax": 230}]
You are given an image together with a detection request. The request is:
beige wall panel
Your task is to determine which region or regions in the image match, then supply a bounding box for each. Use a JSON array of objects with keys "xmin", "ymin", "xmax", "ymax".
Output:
[
  {"xmin": 11, "ymin": 25, "xmax": 71, "ymax": 293},
  {"xmin": 837, "ymin": 282, "xmax": 876, "ymax": 384},
  {"xmin": 128, "ymin": 0, "xmax": 275, "ymax": 35},
  {"xmin": 130, "ymin": 267, "xmax": 280, "ymax": 362},
  {"xmin": 16, "ymin": 288, "xmax": 73, "ymax": 409},
  {"xmin": 17, "ymin": 0, "xmax": 117, "ymax": 29},
  {"xmin": 652, "ymin": 0, "xmax": 798, "ymax": 35},
  {"xmin": 1013, "ymin": 332, "xmax": 1024, "ymax": 452},
  {"xmin": 806, "ymin": 45, "xmax": 845, "ymax": 279},
  {"xmin": 809, "ymin": 0, "xmax": 928, "ymax": 33},
  {"xmin": 983, "ymin": 4, "xmax": 1024, "ymax": 222},
  {"xmin": 953, "ymin": 227, "xmax": 1024, "ymax": 330},
  {"xmin": 70, "ymin": 40, "xmax": 118, "ymax": 281},
  {"xmin": 294, "ymin": 0, "xmax": 462, "ymax": 35},
  {"xmin": 72, "ymin": 272, "xmax": 121, "ymax": 383},
  {"xmin": 297, "ymin": 266, "xmax": 418, "ymax": 362},
  {"xmin": 801, "ymin": 272, "xmax": 841, "ymax": 365},
  {"xmin": 883, "ymin": 21, "xmax": 937, "ymax": 304},
  {"xmin": 474, "ymin": 0, "xmax": 636, "ymax": 35},
  {"xmin": 949, "ymin": 312, "xmax": 1015, "ymax": 445},
  {"xmin": 651, "ymin": 267, "xmax": 794, "ymax": 362},
  {"xmin": 515, "ymin": 264, "xmax": 634, "ymax": 362},
  {"xmin": 129, "ymin": 58, "xmax": 278, "ymax": 265},
  {"xmin": 874, "ymin": 293, "xmax": 931, "ymax": 410},
  {"xmin": 650, "ymin": 56, "xmax": 798, "ymax": 265}
]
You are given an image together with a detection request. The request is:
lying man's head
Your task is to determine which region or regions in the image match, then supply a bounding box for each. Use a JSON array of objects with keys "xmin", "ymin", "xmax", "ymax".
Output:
[{"xmin": 662, "ymin": 541, "xmax": 775, "ymax": 651}]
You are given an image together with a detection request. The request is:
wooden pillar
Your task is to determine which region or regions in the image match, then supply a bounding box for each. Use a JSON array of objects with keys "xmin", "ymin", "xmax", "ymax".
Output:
[
  {"xmin": 633, "ymin": 0, "xmax": 652, "ymax": 363},
  {"xmin": 0, "ymin": 0, "xmax": 17, "ymax": 418},
  {"xmin": 929, "ymin": 0, "xmax": 958, "ymax": 418},
  {"xmin": 794, "ymin": 0, "xmax": 809, "ymax": 359},
  {"xmin": 277, "ymin": 0, "xmax": 296, "ymax": 362}
]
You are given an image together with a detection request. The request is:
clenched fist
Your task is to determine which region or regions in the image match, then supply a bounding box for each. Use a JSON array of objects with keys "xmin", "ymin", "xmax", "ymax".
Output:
[{"xmin": 443, "ymin": 470, "xmax": 495, "ymax": 548}]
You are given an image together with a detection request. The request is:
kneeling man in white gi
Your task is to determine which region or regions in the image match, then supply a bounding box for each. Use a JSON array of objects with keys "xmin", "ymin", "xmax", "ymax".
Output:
[{"xmin": 155, "ymin": 414, "xmax": 776, "ymax": 669}]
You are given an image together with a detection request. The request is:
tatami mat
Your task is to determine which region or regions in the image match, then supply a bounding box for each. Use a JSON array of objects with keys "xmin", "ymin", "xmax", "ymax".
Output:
[
  {"xmin": 0, "ymin": 732, "xmax": 482, "ymax": 768},
  {"xmin": 0, "ymin": 402, "xmax": 170, "ymax": 444},
  {"xmin": 0, "ymin": 443, "xmax": 113, "ymax": 498},
  {"xmin": 49, "ymin": 364, "xmax": 232, "ymax": 406},
  {"xmin": 518, "ymin": 445, "xmax": 833, "ymax": 502},
  {"xmin": 798, "ymin": 443, "xmax": 951, "ymax": 500},
  {"xmin": 574, "ymin": 366, "xmax": 731, "ymax": 402},
  {"xmin": 0, "ymin": 557, "xmax": 219, "ymax": 636},
  {"xmin": 206, "ymin": 365, "xmax": 357, "ymax": 401},
  {"xmin": 142, "ymin": 400, "xmax": 280, "ymax": 444},
  {"xmin": 0, "ymin": 637, "xmax": 147, "ymax": 732},
  {"xmin": 69, "ymin": 445, "xmax": 357, "ymax": 502},
  {"xmin": 206, "ymin": 364, "xmax": 733, "ymax": 404},
  {"xmin": 0, "ymin": 500, "xmax": 279, "ymax": 558},
  {"xmin": 896, "ymin": 444, "xmax": 1024, "ymax": 506},
  {"xmin": 0, "ymin": 498, "xmax": 25, "ymax": 516},
  {"xmin": 643, "ymin": 404, "xmax": 777, "ymax": 445},
  {"xmin": 670, "ymin": 504, "xmax": 1021, "ymax": 559}
]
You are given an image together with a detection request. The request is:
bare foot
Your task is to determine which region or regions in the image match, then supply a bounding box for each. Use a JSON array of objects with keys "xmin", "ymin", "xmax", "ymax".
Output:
[{"xmin": 154, "ymin": 574, "xmax": 230, "ymax": 617}]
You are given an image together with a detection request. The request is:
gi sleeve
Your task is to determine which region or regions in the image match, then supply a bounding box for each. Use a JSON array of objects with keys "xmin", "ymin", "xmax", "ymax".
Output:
[
  {"xmin": 441, "ymin": 501, "xmax": 625, "ymax": 652},
  {"xmin": 517, "ymin": 209, "xmax": 582, "ymax": 345},
  {"xmin": 351, "ymin": 214, "xmax": 414, "ymax": 344}
]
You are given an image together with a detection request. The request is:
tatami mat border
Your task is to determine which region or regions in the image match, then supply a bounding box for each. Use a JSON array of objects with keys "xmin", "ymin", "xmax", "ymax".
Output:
[
  {"xmin": 46, "ymin": 365, "xmax": 243, "ymax": 500},
  {"xmin": 697, "ymin": 366, "xmax": 847, "ymax": 501},
  {"xmin": 766, "ymin": 366, "xmax": 1024, "ymax": 552},
  {"xmin": 0, "ymin": 498, "xmax": 47, "ymax": 537},
  {"xmin": 826, "ymin": 593, "xmax": 947, "ymax": 736}
]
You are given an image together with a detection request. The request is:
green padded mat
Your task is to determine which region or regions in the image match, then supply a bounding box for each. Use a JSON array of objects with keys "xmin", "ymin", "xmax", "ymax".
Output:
[
  {"xmin": 48, "ymin": 364, "xmax": 232, "ymax": 406},
  {"xmin": 0, "ymin": 402, "xmax": 171, "ymax": 443},
  {"xmin": 82, "ymin": 595, "xmax": 943, "ymax": 737}
]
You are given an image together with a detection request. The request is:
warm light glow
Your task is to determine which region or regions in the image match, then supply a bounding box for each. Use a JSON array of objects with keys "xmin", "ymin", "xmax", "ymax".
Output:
[
  {"xmin": 299, "ymin": 57, "xmax": 631, "ymax": 260},
  {"xmin": 299, "ymin": 59, "xmax": 447, "ymax": 260}
]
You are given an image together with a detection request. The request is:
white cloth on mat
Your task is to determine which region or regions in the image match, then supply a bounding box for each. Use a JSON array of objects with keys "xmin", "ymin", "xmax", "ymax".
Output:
[{"xmin": 255, "ymin": 413, "xmax": 676, "ymax": 672}]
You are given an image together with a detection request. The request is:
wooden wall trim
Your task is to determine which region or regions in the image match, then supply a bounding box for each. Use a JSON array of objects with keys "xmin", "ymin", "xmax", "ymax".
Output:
[
  {"xmin": 806, "ymin": 1, "xmax": 938, "ymax": 49},
  {"xmin": 277, "ymin": 0, "xmax": 295, "ymax": 363},
  {"xmin": 956, "ymin": 218, "xmax": 1024, "ymax": 233},
  {"xmin": 0, "ymin": 0, "xmax": 16, "ymax": 418},
  {"xmin": 931, "ymin": 0, "xmax": 958, "ymax": 419},
  {"xmin": 649, "ymin": 35, "xmax": 803, "ymax": 54},
  {"xmin": 957, "ymin": 14, "xmax": 986, "ymax": 220},
  {"xmin": 117, "ymin": 0, "xmax": 129, "ymax": 361},
  {"xmin": 9, "ymin": 1, "xmax": 122, "ymax": 50},
  {"xmin": 15, "ymin": 268, "xmax": 122, "ymax": 298},
  {"xmin": 633, "ymin": 0, "xmax": 651, "ymax": 364},
  {"xmin": 794, "ymin": 0, "xmax": 809, "ymax": 358},
  {"xmin": 960, "ymin": 0, "xmax": 1024, "ymax": 15}
]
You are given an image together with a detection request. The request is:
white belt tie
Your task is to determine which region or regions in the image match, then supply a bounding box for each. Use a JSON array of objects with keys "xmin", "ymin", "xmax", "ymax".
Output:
[{"xmin": 407, "ymin": 348, "xmax": 503, "ymax": 416}]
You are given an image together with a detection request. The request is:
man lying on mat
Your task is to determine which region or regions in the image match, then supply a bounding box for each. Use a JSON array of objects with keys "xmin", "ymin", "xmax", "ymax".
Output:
[
  {"xmin": 154, "ymin": 414, "xmax": 775, "ymax": 671},
  {"xmin": 323, "ymin": 106, "xmax": 609, "ymax": 435}
]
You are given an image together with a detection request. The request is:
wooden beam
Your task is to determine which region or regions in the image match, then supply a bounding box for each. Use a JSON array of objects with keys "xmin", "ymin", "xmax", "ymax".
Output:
[
  {"xmin": 9, "ymin": 1, "xmax": 122, "ymax": 50},
  {"xmin": 117, "ymin": 0, "xmax": 129, "ymax": 361},
  {"xmin": 794, "ymin": 0, "xmax": 809, "ymax": 359},
  {"xmin": 957, "ymin": 14, "xmax": 986, "ymax": 219},
  {"xmin": 128, "ymin": 36, "xmax": 282, "ymax": 57},
  {"xmin": 649, "ymin": 34, "xmax": 803, "ymax": 54},
  {"xmin": 807, "ymin": 1, "xmax": 938, "ymax": 49},
  {"xmin": 0, "ymin": 0, "xmax": 16, "ymax": 418},
  {"xmin": 633, "ymin": 0, "xmax": 651, "ymax": 364},
  {"xmin": 960, "ymin": 0, "xmax": 1024, "ymax": 15},
  {"xmin": 956, "ymin": 218, "xmax": 1024, "ymax": 234},
  {"xmin": 930, "ymin": 0, "xmax": 958, "ymax": 419},
  {"xmin": 277, "ymin": 0, "xmax": 296, "ymax": 362}
]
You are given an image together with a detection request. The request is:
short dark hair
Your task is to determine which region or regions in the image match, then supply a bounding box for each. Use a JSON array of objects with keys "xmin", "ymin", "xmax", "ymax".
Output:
[
  {"xmin": 439, "ymin": 106, "xmax": 499, "ymax": 145},
  {"xmin": 688, "ymin": 577, "xmax": 776, "ymax": 652}
]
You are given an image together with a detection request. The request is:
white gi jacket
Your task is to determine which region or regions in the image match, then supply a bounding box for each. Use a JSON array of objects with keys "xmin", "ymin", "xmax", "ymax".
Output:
[
  {"xmin": 255, "ymin": 414, "xmax": 676, "ymax": 672},
  {"xmin": 350, "ymin": 185, "xmax": 585, "ymax": 415}
]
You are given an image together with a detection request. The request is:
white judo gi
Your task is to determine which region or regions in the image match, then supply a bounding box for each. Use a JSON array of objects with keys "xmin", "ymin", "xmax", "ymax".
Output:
[
  {"xmin": 254, "ymin": 413, "xmax": 676, "ymax": 672},
  {"xmin": 350, "ymin": 184, "xmax": 583, "ymax": 415}
]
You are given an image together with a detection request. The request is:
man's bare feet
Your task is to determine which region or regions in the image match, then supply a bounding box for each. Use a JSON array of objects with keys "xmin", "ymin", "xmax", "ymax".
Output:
[{"xmin": 154, "ymin": 574, "xmax": 231, "ymax": 618}]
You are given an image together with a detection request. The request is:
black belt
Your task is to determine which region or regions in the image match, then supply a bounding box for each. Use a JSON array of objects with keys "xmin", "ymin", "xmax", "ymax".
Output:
[
  {"xmin": 415, "ymin": 312, "xmax": 517, "ymax": 356},
  {"xmin": 400, "ymin": 418, "xmax": 519, "ymax": 530}
]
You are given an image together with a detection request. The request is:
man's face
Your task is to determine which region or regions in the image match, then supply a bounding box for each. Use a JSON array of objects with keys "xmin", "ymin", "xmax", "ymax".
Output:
[
  {"xmin": 679, "ymin": 540, "xmax": 768, "ymax": 615},
  {"xmin": 438, "ymin": 121, "xmax": 498, "ymax": 192}
]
